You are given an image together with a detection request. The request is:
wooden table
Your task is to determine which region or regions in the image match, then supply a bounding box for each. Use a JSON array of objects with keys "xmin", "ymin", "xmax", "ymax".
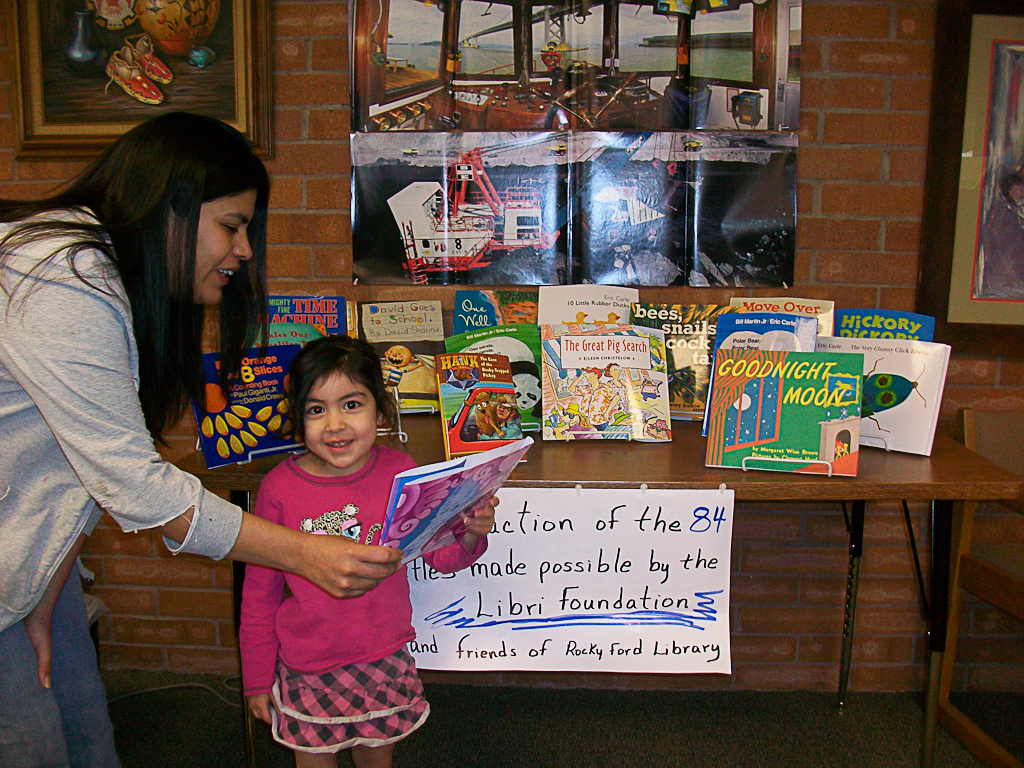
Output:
[{"xmin": 174, "ymin": 416, "xmax": 1023, "ymax": 768}]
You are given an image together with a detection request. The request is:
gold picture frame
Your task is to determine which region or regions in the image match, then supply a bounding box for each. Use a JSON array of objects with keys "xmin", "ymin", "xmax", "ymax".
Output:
[
  {"xmin": 10, "ymin": 0, "xmax": 272, "ymax": 159},
  {"xmin": 917, "ymin": 0, "xmax": 1024, "ymax": 356}
]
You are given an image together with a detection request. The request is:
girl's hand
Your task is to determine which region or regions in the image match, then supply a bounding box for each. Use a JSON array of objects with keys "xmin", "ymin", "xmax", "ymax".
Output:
[
  {"xmin": 461, "ymin": 494, "xmax": 499, "ymax": 553},
  {"xmin": 247, "ymin": 693, "xmax": 276, "ymax": 725}
]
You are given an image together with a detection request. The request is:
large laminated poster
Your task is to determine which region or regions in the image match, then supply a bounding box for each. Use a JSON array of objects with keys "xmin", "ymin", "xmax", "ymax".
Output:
[
  {"xmin": 352, "ymin": 131, "xmax": 796, "ymax": 287},
  {"xmin": 348, "ymin": 0, "xmax": 802, "ymax": 134},
  {"xmin": 408, "ymin": 486, "xmax": 735, "ymax": 674}
]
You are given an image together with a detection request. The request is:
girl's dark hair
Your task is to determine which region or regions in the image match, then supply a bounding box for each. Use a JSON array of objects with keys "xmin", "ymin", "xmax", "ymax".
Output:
[
  {"xmin": 285, "ymin": 336, "xmax": 397, "ymax": 443},
  {"xmin": 0, "ymin": 112, "xmax": 269, "ymax": 438}
]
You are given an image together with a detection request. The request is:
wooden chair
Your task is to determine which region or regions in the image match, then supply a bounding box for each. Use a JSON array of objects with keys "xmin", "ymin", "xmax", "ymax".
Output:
[{"xmin": 939, "ymin": 408, "xmax": 1024, "ymax": 768}]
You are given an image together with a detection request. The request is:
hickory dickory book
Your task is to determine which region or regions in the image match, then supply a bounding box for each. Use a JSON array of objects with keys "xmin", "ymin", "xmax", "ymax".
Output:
[{"xmin": 705, "ymin": 349, "xmax": 865, "ymax": 477}]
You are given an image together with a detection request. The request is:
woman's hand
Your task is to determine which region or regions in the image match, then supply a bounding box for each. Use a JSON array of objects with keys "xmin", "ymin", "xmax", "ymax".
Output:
[
  {"xmin": 461, "ymin": 494, "xmax": 499, "ymax": 553},
  {"xmin": 299, "ymin": 534, "xmax": 405, "ymax": 598},
  {"xmin": 247, "ymin": 693, "xmax": 276, "ymax": 725}
]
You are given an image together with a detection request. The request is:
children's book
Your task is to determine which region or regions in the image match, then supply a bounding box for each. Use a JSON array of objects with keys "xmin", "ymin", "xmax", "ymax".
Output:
[
  {"xmin": 537, "ymin": 285, "xmax": 639, "ymax": 327},
  {"xmin": 435, "ymin": 352, "xmax": 522, "ymax": 460},
  {"xmin": 817, "ymin": 336, "xmax": 951, "ymax": 456},
  {"xmin": 380, "ymin": 437, "xmax": 533, "ymax": 562},
  {"xmin": 705, "ymin": 348, "xmax": 864, "ymax": 476},
  {"xmin": 267, "ymin": 321, "xmax": 323, "ymax": 347},
  {"xmin": 629, "ymin": 302, "xmax": 744, "ymax": 421},
  {"xmin": 452, "ymin": 290, "xmax": 541, "ymax": 334},
  {"xmin": 833, "ymin": 309, "xmax": 936, "ymax": 342},
  {"xmin": 360, "ymin": 301, "xmax": 445, "ymax": 412},
  {"xmin": 540, "ymin": 323, "xmax": 672, "ymax": 442},
  {"xmin": 267, "ymin": 295, "xmax": 347, "ymax": 336},
  {"xmin": 445, "ymin": 325, "xmax": 543, "ymax": 432},
  {"xmin": 191, "ymin": 345, "xmax": 303, "ymax": 469},
  {"xmin": 729, "ymin": 297, "xmax": 835, "ymax": 336},
  {"xmin": 702, "ymin": 312, "xmax": 819, "ymax": 435}
]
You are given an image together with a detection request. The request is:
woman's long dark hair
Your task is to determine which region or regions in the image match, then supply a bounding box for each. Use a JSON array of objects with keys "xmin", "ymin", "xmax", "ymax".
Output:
[{"xmin": 0, "ymin": 112, "xmax": 269, "ymax": 439}]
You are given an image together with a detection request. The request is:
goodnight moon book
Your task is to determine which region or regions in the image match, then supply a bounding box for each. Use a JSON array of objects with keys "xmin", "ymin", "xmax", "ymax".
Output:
[{"xmin": 705, "ymin": 348, "xmax": 864, "ymax": 476}]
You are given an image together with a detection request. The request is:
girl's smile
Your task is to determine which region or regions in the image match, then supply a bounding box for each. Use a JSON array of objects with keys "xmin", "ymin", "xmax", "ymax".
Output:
[{"xmin": 294, "ymin": 372, "xmax": 381, "ymax": 478}]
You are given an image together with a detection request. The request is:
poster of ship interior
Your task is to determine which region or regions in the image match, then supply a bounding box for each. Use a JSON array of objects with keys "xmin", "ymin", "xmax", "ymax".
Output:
[
  {"xmin": 350, "ymin": 0, "xmax": 802, "ymax": 134},
  {"xmin": 351, "ymin": 130, "xmax": 796, "ymax": 286}
]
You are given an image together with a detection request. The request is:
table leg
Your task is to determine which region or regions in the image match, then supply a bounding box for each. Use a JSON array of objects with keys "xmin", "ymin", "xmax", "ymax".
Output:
[
  {"xmin": 230, "ymin": 490, "xmax": 260, "ymax": 768},
  {"xmin": 838, "ymin": 500, "xmax": 865, "ymax": 711},
  {"xmin": 921, "ymin": 499, "xmax": 953, "ymax": 768}
]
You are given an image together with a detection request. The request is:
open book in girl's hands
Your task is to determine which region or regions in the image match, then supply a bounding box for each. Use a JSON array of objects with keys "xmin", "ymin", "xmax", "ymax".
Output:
[{"xmin": 380, "ymin": 437, "xmax": 533, "ymax": 562}]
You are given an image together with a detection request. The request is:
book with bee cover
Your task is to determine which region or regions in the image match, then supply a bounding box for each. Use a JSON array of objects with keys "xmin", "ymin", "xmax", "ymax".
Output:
[
  {"xmin": 705, "ymin": 348, "xmax": 864, "ymax": 477},
  {"xmin": 191, "ymin": 345, "xmax": 303, "ymax": 469}
]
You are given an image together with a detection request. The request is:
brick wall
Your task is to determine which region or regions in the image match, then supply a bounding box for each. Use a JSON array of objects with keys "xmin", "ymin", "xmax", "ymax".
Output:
[{"xmin": 1, "ymin": 0, "xmax": 1021, "ymax": 691}]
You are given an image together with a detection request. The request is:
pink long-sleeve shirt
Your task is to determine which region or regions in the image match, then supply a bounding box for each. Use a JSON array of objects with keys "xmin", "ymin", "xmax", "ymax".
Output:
[{"xmin": 239, "ymin": 446, "xmax": 486, "ymax": 695}]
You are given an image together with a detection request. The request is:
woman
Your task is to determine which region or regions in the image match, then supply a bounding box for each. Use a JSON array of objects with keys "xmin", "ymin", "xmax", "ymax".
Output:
[{"xmin": 0, "ymin": 113, "xmax": 404, "ymax": 767}]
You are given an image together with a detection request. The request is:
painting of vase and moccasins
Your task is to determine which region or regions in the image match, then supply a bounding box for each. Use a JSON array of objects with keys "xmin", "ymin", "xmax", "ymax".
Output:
[{"xmin": 12, "ymin": 0, "xmax": 269, "ymax": 156}]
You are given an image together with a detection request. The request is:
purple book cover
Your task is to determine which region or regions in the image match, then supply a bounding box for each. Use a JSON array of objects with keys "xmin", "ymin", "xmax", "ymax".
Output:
[{"xmin": 381, "ymin": 438, "xmax": 532, "ymax": 561}]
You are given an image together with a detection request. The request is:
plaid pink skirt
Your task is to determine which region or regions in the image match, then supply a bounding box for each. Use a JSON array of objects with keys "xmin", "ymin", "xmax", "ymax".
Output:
[{"xmin": 270, "ymin": 648, "xmax": 430, "ymax": 753}]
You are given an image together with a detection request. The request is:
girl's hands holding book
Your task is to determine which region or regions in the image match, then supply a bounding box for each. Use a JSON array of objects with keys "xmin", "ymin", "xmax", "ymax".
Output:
[{"xmin": 461, "ymin": 494, "xmax": 499, "ymax": 553}]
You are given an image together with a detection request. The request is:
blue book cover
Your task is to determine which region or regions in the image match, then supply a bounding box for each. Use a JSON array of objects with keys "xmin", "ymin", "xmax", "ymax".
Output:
[
  {"xmin": 452, "ymin": 290, "xmax": 502, "ymax": 335},
  {"xmin": 267, "ymin": 295, "xmax": 346, "ymax": 336},
  {"xmin": 833, "ymin": 309, "xmax": 935, "ymax": 341},
  {"xmin": 702, "ymin": 312, "xmax": 818, "ymax": 436},
  {"xmin": 191, "ymin": 344, "xmax": 304, "ymax": 469}
]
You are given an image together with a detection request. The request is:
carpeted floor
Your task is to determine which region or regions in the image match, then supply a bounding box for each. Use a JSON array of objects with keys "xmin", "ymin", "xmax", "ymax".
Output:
[{"xmin": 101, "ymin": 669, "xmax": 1022, "ymax": 768}]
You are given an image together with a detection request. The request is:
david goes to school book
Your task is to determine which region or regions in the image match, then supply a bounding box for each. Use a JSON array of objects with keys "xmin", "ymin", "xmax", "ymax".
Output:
[{"xmin": 705, "ymin": 349, "xmax": 864, "ymax": 477}]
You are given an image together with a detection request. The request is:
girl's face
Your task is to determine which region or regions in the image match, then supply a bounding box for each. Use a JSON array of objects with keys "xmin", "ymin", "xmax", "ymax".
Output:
[
  {"xmin": 295, "ymin": 372, "xmax": 381, "ymax": 477},
  {"xmin": 193, "ymin": 189, "xmax": 257, "ymax": 305}
]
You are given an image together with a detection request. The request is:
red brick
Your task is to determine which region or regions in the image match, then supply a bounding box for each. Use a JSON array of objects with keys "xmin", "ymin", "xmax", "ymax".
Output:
[
  {"xmin": 213, "ymin": 562, "xmax": 235, "ymax": 590},
  {"xmin": 818, "ymin": 250, "xmax": 917, "ymax": 284},
  {"xmin": 306, "ymin": 178, "xmax": 349, "ymax": 209},
  {"xmin": 878, "ymin": 286, "xmax": 918, "ymax": 311},
  {"xmin": 313, "ymin": 246, "xmax": 352, "ymax": 276},
  {"xmin": 971, "ymin": 606, "xmax": 1024, "ymax": 636},
  {"xmin": 166, "ymin": 647, "xmax": 241, "ymax": 676},
  {"xmin": 824, "ymin": 112, "xmax": 930, "ymax": 146},
  {"xmin": 822, "ymin": 183, "xmax": 924, "ymax": 217},
  {"xmin": 264, "ymin": 142, "xmax": 350, "ymax": 176},
  {"xmin": 732, "ymin": 663, "xmax": 837, "ymax": 691},
  {"xmin": 0, "ymin": 181, "xmax": 57, "ymax": 200},
  {"xmin": 105, "ymin": 557, "xmax": 215, "ymax": 588},
  {"xmin": 731, "ymin": 635, "xmax": 798, "ymax": 662},
  {"xmin": 889, "ymin": 148, "xmax": 928, "ymax": 183},
  {"xmin": 849, "ymin": 664, "xmax": 924, "ymax": 691},
  {"xmin": 896, "ymin": 6, "xmax": 935, "ymax": 40},
  {"xmin": 0, "ymin": 83, "xmax": 11, "ymax": 114},
  {"xmin": 742, "ymin": 545, "xmax": 850, "ymax": 574},
  {"xmin": 884, "ymin": 221, "xmax": 921, "ymax": 252},
  {"xmin": 793, "ymin": 249, "xmax": 813, "ymax": 282},
  {"xmin": 945, "ymin": 355, "xmax": 998, "ymax": 386},
  {"xmin": 158, "ymin": 589, "xmax": 233, "ymax": 619},
  {"xmin": 13, "ymin": 160, "xmax": 89, "ymax": 181},
  {"xmin": 820, "ymin": 285, "xmax": 882, "ymax": 308},
  {"xmin": 798, "ymin": 110, "xmax": 819, "ymax": 143},
  {"xmin": 732, "ymin": 512, "xmax": 801, "ymax": 541},
  {"xmin": 965, "ymin": 666, "xmax": 1024, "ymax": 692},
  {"xmin": 308, "ymin": 109, "xmax": 352, "ymax": 140},
  {"xmin": 267, "ymin": 245, "xmax": 312, "ymax": 277},
  {"xmin": 613, "ymin": 673, "xmax": 733, "ymax": 691},
  {"xmin": 312, "ymin": 38, "xmax": 346, "ymax": 71},
  {"xmin": 891, "ymin": 77, "xmax": 933, "ymax": 110},
  {"xmin": 274, "ymin": 111, "xmax": 304, "ymax": 144},
  {"xmin": 799, "ymin": 146, "xmax": 883, "ymax": 181},
  {"xmin": 855, "ymin": 606, "xmax": 928, "ymax": 633},
  {"xmin": 797, "ymin": 182, "xmax": 814, "ymax": 214},
  {"xmin": 740, "ymin": 605, "xmax": 844, "ymax": 634},
  {"xmin": 112, "ymin": 616, "xmax": 217, "ymax": 645},
  {"xmin": 862, "ymin": 544, "xmax": 931, "ymax": 576},
  {"xmin": 801, "ymin": 40, "xmax": 822, "ymax": 74},
  {"xmin": 270, "ymin": 177, "xmax": 303, "ymax": 209},
  {"xmin": 799, "ymin": 635, "xmax": 914, "ymax": 663},
  {"xmin": 803, "ymin": 5, "xmax": 891, "ymax": 38},
  {"xmin": 796, "ymin": 218, "xmax": 881, "ymax": 250},
  {"xmin": 829, "ymin": 41, "xmax": 934, "ymax": 75},
  {"xmin": 972, "ymin": 509, "xmax": 1024, "ymax": 543},
  {"xmin": 219, "ymin": 620, "xmax": 238, "ymax": 647},
  {"xmin": 731, "ymin": 574, "xmax": 799, "ymax": 603},
  {"xmin": 274, "ymin": 38, "xmax": 308, "ymax": 71},
  {"xmin": 275, "ymin": 73, "xmax": 350, "ymax": 106},
  {"xmin": 98, "ymin": 644, "xmax": 164, "ymax": 669},
  {"xmin": 956, "ymin": 636, "xmax": 1024, "ymax": 664},
  {"xmin": 267, "ymin": 212, "xmax": 351, "ymax": 245},
  {"xmin": 88, "ymin": 586, "xmax": 158, "ymax": 616},
  {"xmin": 82, "ymin": 528, "xmax": 154, "ymax": 556},
  {"xmin": 1000, "ymin": 359, "xmax": 1024, "ymax": 386},
  {"xmin": 273, "ymin": 3, "xmax": 346, "ymax": 37}
]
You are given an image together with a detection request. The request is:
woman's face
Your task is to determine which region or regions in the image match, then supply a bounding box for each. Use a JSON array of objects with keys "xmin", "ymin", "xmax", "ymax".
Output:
[{"xmin": 193, "ymin": 189, "xmax": 257, "ymax": 305}]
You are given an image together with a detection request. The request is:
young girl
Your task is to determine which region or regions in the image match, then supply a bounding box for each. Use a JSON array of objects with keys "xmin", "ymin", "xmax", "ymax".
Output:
[{"xmin": 239, "ymin": 335, "xmax": 496, "ymax": 768}]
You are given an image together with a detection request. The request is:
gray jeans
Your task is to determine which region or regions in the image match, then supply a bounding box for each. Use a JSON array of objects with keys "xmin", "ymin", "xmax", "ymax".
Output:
[{"xmin": 0, "ymin": 572, "xmax": 121, "ymax": 768}]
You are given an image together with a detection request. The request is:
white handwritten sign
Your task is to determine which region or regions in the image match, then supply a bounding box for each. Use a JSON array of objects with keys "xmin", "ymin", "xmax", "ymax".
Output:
[{"xmin": 408, "ymin": 486, "xmax": 735, "ymax": 674}]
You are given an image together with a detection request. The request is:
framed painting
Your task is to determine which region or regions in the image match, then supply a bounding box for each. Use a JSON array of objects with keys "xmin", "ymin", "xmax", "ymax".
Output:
[
  {"xmin": 10, "ymin": 0, "xmax": 272, "ymax": 159},
  {"xmin": 917, "ymin": 0, "xmax": 1024, "ymax": 356}
]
